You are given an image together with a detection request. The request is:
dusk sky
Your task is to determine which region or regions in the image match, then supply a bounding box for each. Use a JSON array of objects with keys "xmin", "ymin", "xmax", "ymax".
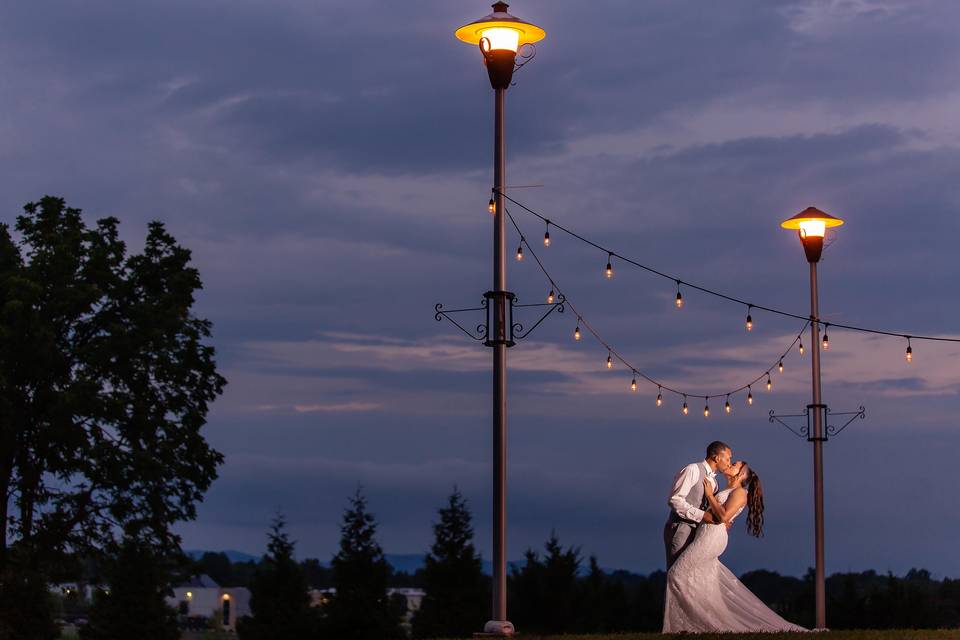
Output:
[{"xmin": 2, "ymin": 1, "xmax": 959, "ymax": 578}]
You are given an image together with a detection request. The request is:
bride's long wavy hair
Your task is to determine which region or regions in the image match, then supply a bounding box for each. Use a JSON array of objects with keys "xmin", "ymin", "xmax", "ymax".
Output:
[{"xmin": 740, "ymin": 463, "xmax": 764, "ymax": 538}]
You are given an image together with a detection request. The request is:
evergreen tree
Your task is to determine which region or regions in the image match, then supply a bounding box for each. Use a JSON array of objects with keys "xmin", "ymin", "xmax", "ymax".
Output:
[
  {"xmin": 326, "ymin": 489, "xmax": 403, "ymax": 640},
  {"xmin": 0, "ymin": 551, "xmax": 59, "ymax": 640},
  {"xmin": 237, "ymin": 514, "xmax": 319, "ymax": 640},
  {"xmin": 80, "ymin": 539, "xmax": 179, "ymax": 640},
  {"xmin": 412, "ymin": 488, "xmax": 487, "ymax": 638}
]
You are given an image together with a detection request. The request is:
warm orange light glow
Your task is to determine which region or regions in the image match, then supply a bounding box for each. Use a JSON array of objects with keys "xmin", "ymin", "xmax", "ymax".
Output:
[
  {"xmin": 780, "ymin": 207, "xmax": 844, "ymax": 233},
  {"xmin": 766, "ymin": 375, "xmax": 772, "ymax": 391},
  {"xmin": 798, "ymin": 219, "xmax": 826, "ymax": 238},
  {"xmin": 547, "ymin": 289, "xmax": 554, "ymax": 304},
  {"xmin": 455, "ymin": 7, "xmax": 546, "ymax": 50},
  {"xmin": 656, "ymin": 391, "xmax": 663, "ymax": 407},
  {"xmin": 778, "ymin": 360, "xmax": 784, "ymax": 373},
  {"xmin": 631, "ymin": 377, "xmax": 637, "ymax": 392},
  {"xmin": 222, "ymin": 594, "xmax": 231, "ymax": 601},
  {"xmin": 516, "ymin": 245, "xmax": 523, "ymax": 261},
  {"xmin": 605, "ymin": 261, "xmax": 613, "ymax": 279},
  {"xmin": 725, "ymin": 399, "xmax": 731, "ymax": 414},
  {"xmin": 543, "ymin": 231, "xmax": 550, "ymax": 246},
  {"xmin": 606, "ymin": 354, "xmax": 613, "ymax": 369},
  {"xmin": 488, "ymin": 198, "xmax": 495, "ymax": 214},
  {"xmin": 675, "ymin": 292, "xmax": 683, "ymax": 308},
  {"xmin": 703, "ymin": 404, "xmax": 710, "ymax": 418},
  {"xmin": 822, "ymin": 334, "xmax": 829, "ymax": 350},
  {"xmin": 799, "ymin": 341, "xmax": 805, "ymax": 356},
  {"xmin": 906, "ymin": 345, "xmax": 913, "ymax": 362},
  {"xmin": 574, "ymin": 326, "xmax": 581, "ymax": 341},
  {"xmin": 746, "ymin": 314, "xmax": 753, "ymax": 331},
  {"xmin": 480, "ymin": 27, "xmax": 521, "ymax": 52},
  {"xmin": 747, "ymin": 388, "xmax": 754, "ymax": 405},
  {"xmin": 186, "ymin": 591, "xmax": 193, "ymax": 599},
  {"xmin": 682, "ymin": 400, "xmax": 689, "ymax": 415}
]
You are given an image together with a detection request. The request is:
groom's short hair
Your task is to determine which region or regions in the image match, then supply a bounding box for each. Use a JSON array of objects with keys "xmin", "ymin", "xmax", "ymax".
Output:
[{"xmin": 706, "ymin": 441, "xmax": 731, "ymax": 459}]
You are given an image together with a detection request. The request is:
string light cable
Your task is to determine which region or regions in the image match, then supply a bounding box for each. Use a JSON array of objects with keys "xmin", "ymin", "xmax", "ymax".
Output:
[
  {"xmin": 504, "ymin": 206, "xmax": 809, "ymax": 408},
  {"xmin": 496, "ymin": 190, "xmax": 960, "ymax": 350}
]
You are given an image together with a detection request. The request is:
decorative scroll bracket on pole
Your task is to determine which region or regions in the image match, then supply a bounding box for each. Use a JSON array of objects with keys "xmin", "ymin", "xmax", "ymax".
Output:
[
  {"xmin": 769, "ymin": 404, "xmax": 866, "ymax": 441},
  {"xmin": 434, "ymin": 292, "xmax": 565, "ymax": 347}
]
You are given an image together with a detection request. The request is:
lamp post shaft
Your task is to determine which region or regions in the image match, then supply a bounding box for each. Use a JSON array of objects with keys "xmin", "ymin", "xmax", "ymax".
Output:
[
  {"xmin": 491, "ymin": 86, "xmax": 511, "ymax": 630},
  {"xmin": 808, "ymin": 261, "xmax": 827, "ymax": 630}
]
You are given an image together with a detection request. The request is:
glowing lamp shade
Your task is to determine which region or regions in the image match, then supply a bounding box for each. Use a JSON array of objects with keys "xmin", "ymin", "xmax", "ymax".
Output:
[
  {"xmin": 455, "ymin": 3, "xmax": 546, "ymax": 52},
  {"xmin": 780, "ymin": 207, "xmax": 844, "ymax": 237}
]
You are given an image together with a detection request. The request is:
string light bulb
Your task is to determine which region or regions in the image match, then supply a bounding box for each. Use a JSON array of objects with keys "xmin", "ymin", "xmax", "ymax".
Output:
[
  {"xmin": 725, "ymin": 395, "xmax": 731, "ymax": 414},
  {"xmin": 606, "ymin": 352, "xmax": 613, "ymax": 369},
  {"xmin": 822, "ymin": 324, "xmax": 829, "ymax": 351},
  {"xmin": 516, "ymin": 243, "xmax": 524, "ymax": 261},
  {"xmin": 778, "ymin": 360, "xmax": 784, "ymax": 374},
  {"xmin": 630, "ymin": 374, "xmax": 637, "ymax": 392},
  {"xmin": 543, "ymin": 221, "xmax": 551, "ymax": 247},
  {"xmin": 746, "ymin": 306, "xmax": 753, "ymax": 332},
  {"xmin": 704, "ymin": 400, "xmax": 710, "ymax": 417},
  {"xmin": 574, "ymin": 324, "xmax": 581, "ymax": 341},
  {"xmin": 766, "ymin": 373, "xmax": 773, "ymax": 391},
  {"xmin": 656, "ymin": 386, "xmax": 663, "ymax": 407},
  {"xmin": 547, "ymin": 289, "xmax": 554, "ymax": 304},
  {"xmin": 605, "ymin": 253, "xmax": 614, "ymax": 279},
  {"xmin": 675, "ymin": 281, "xmax": 684, "ymax": 308},
  {"xmin": 799, "ymin": 339, "xmax": 804, "ymax": 356},
  {"xmin": 488, "ymin": 197, "xmax": 495, "ymax": 214},
  {"xmin": 906, "ymin": 337, "xmax": 913, "ymax": 363},
  {"xmin": 747, "ymin": 386, "xmax": 753, "ymax": 405},
  {"xmin": 682, "ymin": 396, "xmax": 689, "ymax": 415}
]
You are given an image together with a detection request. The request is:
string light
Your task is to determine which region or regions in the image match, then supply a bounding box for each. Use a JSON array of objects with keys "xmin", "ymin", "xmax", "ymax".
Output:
[
  {"xmin": 822, "ymin": 324, "xmax": 829, "ymax": 351},
  {"xmin": 747, "ymin": 386, "xmax": 753, "ymax": 405},
  {"xmin": 488, "ymin": 197, "xmax": 495, "ymax": 214},
  {"xmin": 725, "ymin": 395, "xmax": 731, "ymax": 414},
  {"xmin": 766, "ymin": 373, "xmax": 773, "ymax": 391},
  {"xmin": 799, "ymin": 339, "xmax": 805, "ymax": 356},
  {"xmin": 547, "ymin": 289, "xmax": 555, "ymax": 304},
  {"xmin": 606, "ymin": 351, "xmax": 613, "ymax": 369},
  {"xmin": 778, "ymin": 359, "xmax": 784, "ymax": 374},
  {"xmin": 656, "ymin": 386, "xmax": 663, "ymax": 407},
  {"xmin": 516, "ymin": 242, "xmax": 524, "ymax": 261},
  {"xmin": 675, "ymin": 281, "xmax": 684, "ymax": 308},
  {"xmin": 746, "ymin": 305, "xmax": 753, "ymax": 332},
  {"xmin": 906, "ymin": 337, "xmax": 913, "ymax": 363},
  {"xmin": 543, "ymin": 220, "xmax": 551, "ymax": 247},
  {"xmin": 704, "ymin": 400, "xmax": 710, "ymax": 417},
  {"xmin": 682, "ymin": 395, "xmax": 689, "ymax": 415},
  {"xmin": 631, "ymin": 373, "xmax": 638, "ymax": 392},
  {"xmin": 605, "ymin": 253, "xmax": 614, "ymax": 279},
  {"xmin": 574, "ymin": 323, "xmax": 581, "ymax": 341},
  {"xmin": 498, "ymin": 190, "xmax": 960, "ymax": 352}
]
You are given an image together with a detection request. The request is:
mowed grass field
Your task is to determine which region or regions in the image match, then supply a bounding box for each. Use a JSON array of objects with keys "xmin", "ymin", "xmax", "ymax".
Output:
[{"xmin": 436, "ymin": 632, "xmax": 960, "ymax": 640}]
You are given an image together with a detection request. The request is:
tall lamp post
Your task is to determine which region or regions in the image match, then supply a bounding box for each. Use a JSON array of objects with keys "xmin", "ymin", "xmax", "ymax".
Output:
[
  {"xmin": 455, "ymin": 3, "xmax": 545, "ymax": 636},
  {"xmin": 780, "ymin": 206, "xmax": 844, "ymax": 631}
]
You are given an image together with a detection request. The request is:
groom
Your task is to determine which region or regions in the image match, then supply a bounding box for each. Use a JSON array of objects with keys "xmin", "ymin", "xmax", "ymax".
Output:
[{"xmin": 663, "ymin": 440, "xmax": 733, "ymax": 569}]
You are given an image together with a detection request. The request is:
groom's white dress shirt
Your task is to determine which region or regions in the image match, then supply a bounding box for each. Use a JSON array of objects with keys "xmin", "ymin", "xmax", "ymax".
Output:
[{"xmin": 668, "ymin": 461, "xmax": 718, "ymax": 523}]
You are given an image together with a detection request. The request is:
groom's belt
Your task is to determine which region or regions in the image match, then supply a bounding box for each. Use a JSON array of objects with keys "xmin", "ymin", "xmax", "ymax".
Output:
[{"xmin": 668, "ymin": 512, "xmax": 700, "ymax": 526}]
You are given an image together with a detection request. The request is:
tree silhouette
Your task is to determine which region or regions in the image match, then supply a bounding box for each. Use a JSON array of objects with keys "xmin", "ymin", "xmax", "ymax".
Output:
[
  {"xmin": 326, "ymin": 489, "xmax": 403, "ymax": 640},
  {"xmin": 412, "ymin": 487, "xmax": 487, "ymax": 638}
]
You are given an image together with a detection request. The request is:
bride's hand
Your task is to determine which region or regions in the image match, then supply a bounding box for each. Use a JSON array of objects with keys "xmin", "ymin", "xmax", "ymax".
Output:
[{"xmin": 702, "ymin": 478, "xmax": 714, "ymax": 497}]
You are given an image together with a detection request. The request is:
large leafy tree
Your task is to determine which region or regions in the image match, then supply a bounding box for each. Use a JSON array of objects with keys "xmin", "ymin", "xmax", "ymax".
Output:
[
  {"xmin": 326, "ymin": 489, "xmax": 403, "ymax": 640},
  {"xmin": 0, "ymin": 196, "xmax": 225, "ymax": 574},
  {"xmin": 412, "ymin": 487, "xmax": 487, "ymax": 638}
]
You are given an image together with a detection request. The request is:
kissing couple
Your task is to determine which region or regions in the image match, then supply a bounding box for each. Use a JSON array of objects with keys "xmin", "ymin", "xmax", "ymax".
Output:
[{"xmin": 662, "ymin": 440, "xmax": 808, "ymax": 633}]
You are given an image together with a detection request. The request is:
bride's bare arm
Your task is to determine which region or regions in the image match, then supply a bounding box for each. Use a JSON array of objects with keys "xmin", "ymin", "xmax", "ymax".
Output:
[{"xmin": 703, "ymin": 480, "xmax": 746, "ymax": 524}]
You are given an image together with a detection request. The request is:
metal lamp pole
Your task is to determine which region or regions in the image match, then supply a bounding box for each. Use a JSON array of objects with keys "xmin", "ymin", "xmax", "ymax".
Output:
[
  {"xmin": 781, "ymin": 206, "xmax": 844, "ymax": 631},
  {"xmin": 455, "ymin": 4, "xmax": 545, "ymax": 636}
]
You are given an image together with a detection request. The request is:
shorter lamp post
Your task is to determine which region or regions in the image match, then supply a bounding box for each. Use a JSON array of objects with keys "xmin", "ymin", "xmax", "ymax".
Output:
[{"xmin": 781, "ymin": 207, "xmax": 843, "ymax": 631}]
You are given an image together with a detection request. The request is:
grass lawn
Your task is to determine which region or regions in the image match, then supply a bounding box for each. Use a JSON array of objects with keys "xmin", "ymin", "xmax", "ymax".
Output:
[{"xmin": 436, "ymin": 632, "xmax": 960, "ymax": 640}]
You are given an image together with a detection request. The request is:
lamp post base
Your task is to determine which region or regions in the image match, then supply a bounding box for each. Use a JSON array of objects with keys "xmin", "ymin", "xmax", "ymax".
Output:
[{"xmin": 476, "ymin": 620, "xmax": 516, "ymax": 636}]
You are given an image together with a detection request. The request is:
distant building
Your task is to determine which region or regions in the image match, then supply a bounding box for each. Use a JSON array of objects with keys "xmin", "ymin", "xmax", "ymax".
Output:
[{"xmin": 168, "ymin": 574, "xmax": 250, "ymax": 631}]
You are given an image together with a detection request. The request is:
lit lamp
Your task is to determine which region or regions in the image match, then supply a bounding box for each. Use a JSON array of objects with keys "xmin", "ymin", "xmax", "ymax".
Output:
[
  {"xmin": 780, "ymin": 205, "xmax": 845, "ymax": 631},
  {"xmin": 455, "ymin": 4, "xmax": 545, "ymax": 637}
]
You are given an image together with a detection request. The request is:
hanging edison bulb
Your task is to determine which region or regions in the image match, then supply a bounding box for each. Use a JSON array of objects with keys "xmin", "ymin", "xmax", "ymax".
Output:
[
  {"xmin": 543, "ymin": 222, "xmax": 551, "ymax": 247},
  {"xmin": 766, "ymin": 373, "xmax": 772, "ymax": 391},
  {"xmin": 778, "ymin": 360, "xmax": 784, "ymax": 374},
  {"xmin": 605, "ymin": 254, "xmax": 614, "ymax": 279},
  {"xmin": 799, "ymin": 339, "xmax": 805, "ymax": 356},
  {"xmin": 822, "ymin": 325, "xmax": 829, "ymax": 351},
  {"xmin": 574, "ymin": 324, "xmax": 581, "ymax": 341},
  {"xmin": 656, "ymin": 387, "xmax": 663, "ymax": 407},
  {"xmin": 682, "ymin": 396, "xmax": 689, "ymax": 415},
  {"xmin": 630, "ymin": 375, "xmax": 637, "ymax": 392},
  {"xmin": 747, "ymin": 386, "xmax": 754, "ymax": 405},
  {"xmin": 725, "ymin": 396, "xmax": 731, "ymax": 414},
  {"xmin": 516, "ymin": 244, "xmax": 524, "ymax": 261},
  {"xmin": 746, "ymin": 306, "xmax": 753, "ymax": 332},
  {"xmin": 488, "ymin": 198, "xmax": 495, "ymax": 214},
  {"xmin": 703, "ymin": 401, "xmax": 710, "ymax": 417},
  {"xmin": 675, "ymin": 281, "xmax": 684, "ymax": 308},
  {"xmin": 606, "ymin": 352, "xmax": 613, "ymax": 369},
  {"xmin": 906, "ymin": 338, "xmax": 913, "ymax": 363},
  {"xmin": 547, "ymin": 289, "xmax": 555, "ymax": 304}
]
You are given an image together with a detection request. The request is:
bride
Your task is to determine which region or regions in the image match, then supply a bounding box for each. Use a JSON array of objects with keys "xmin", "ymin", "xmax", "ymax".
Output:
[{"xmin": 662, "ymin": 461, "xmax": 808, "ymax": 633}]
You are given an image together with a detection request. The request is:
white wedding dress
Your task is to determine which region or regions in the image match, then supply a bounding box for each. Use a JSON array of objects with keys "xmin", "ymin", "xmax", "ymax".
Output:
[{"xmin": 663, "ymin": 488, "xmax": 808, "ymax": 633}]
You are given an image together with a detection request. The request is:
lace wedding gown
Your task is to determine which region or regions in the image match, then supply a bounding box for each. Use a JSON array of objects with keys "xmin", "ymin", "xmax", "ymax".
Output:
[{"xmin": 663, "ymin": 488, "xmax": 808, "ymax": 633}]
